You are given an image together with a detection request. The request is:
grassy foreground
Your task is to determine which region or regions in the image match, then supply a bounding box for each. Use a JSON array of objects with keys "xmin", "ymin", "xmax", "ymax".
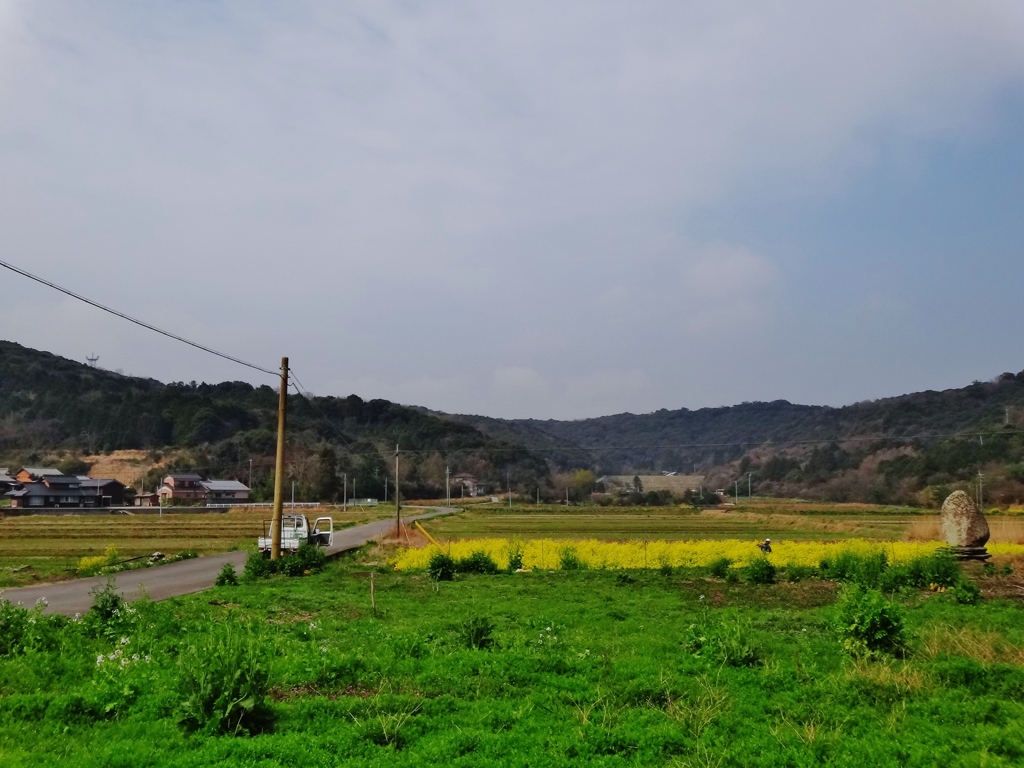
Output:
[{"xmin": 2, "ymin": 550, "xmax": 1024, "ymax": 767}]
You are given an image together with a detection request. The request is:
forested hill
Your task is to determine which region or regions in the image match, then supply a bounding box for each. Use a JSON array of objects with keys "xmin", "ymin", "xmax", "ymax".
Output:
[
  {"xmin": 449, "ymin": 371, "xmax": 1024, "ymax": 506},
  {"xmin": 0, "ymin": 340, "xmax": 546, "ymax": 499}
]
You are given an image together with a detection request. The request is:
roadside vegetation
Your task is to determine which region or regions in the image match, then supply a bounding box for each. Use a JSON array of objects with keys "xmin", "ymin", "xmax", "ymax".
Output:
[{"xmin": 1, "ymin": 547, "xmax": 1023, "ymax": 766}]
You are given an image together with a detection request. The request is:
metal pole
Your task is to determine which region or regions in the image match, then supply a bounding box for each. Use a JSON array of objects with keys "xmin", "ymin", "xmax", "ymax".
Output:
[
  {"xmin": 508, "ymin": 469, "xmax": 512, "ymax": 509},
  {"xmin": 271, "ymin": 357, "xmax": 288, "ymax": 561},
  {"xmin": 446, "ymin": 465, "xmax": 450, "ymax": 507},
  {"xmin": 748, "ymin": 473, "xmax": 752, "ymax": 498},
  {"xmin": 395, "ymin": 444, "xmax": 401, "ymax": 532},
  {"xmin": 291, "ymin": 480, "xmax": 295, "ymax": 513},
  {"xmin": 343, "ymin": 473, "xmax": 347, "ymax": 511},
  {"xmin": 248, "ymin": 458, "xmax": 253, "ymax": 491}
]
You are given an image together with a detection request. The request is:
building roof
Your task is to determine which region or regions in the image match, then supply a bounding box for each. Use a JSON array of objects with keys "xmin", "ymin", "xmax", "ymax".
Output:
[
  {"xmin": 79, "ymin": 478, "xmax": 125, "ymax": 490},
  {"xmin": 165, "ymin": 473, "xmax": 204, "ymax": 482},
  {"xmin": 42, "ymin": 474, "xmax": 83, "ymax": 485},
  {"xmin": 0, "ymin": 473, "xmax": 16, "ymax": 485},
  {"xmin": 201, "ymin": 480, "xmax": 250, "ymax": 492},
  {"xmin": 18, "ymin": 467, "xmax": 62, "ymax": 478},
  {"xmin": 7, "ymin": 482, "xmax": 83, "ymax": 498}
]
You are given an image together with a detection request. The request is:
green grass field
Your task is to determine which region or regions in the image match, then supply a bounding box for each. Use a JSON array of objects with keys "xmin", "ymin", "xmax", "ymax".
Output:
[
  {"xmin": 418, "ymin": 503, "xmax": 930, "ymax": 542},
  {"xmin": 1, "ymin": 549, "xmax": 1023, "ymax": 766}
]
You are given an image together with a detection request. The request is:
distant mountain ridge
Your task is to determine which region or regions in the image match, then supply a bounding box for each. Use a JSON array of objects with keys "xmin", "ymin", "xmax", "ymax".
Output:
[{"xmin": 4, "ymin": 339, "xmax": 1024, "ymax": 506}]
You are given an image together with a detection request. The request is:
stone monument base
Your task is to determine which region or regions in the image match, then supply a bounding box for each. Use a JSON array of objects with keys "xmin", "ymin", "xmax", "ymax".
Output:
[{"xmin": 952, "ymin": 546, "xmax": 990, "ymax": 561}]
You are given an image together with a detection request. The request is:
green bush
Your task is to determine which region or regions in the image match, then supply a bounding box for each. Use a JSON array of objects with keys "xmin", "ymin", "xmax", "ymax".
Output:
[
  {"xmin": 506, "ymin": 544, "xmax": 524, "ymax": 572},
  {"xmin": 0, "ymin": 599, "xmax": 59, "ymax": 656},
  {"xmin": 456, "ymin": 551, "xmax": 499, "ymax": 575},
  {"xmin": 558, "ymin": 547, "xmax": 585, "ymax": 571},
  {"xmin": 744, "ymin": 557, "xmax": 776, "ymax": 585},
  {"xmin": 683, "ymin": 618, "xmax": 763, "ymax": 667},
  {"xmin": 460, "ymin": 616, "xmax": 495, "ymax": 650},
  {"xmin": 88, "ymin": 580, "xmax": 125, "ymax": 625},
  {"xmin": 834, "ymin": 585, "xmax": 906, "ymax": 657},
  {"xmin": 243, "ymin": 551, "xmax": 274, "ymax": 580},
  {"xmin": 215, "ymin": 562, "xmax": 239, "ymax": 587},
  {"xmin": 293, "ymin": 543, "xmax": 327, "ymax": 574},
  {"xmin": 954, "ymin": 578, "xmax": 982, "ymax": 605},
  {"xmin": 177, "ymin": 621, "xmax": 272, "ymax": 736},
  {"xmin": 427, "ymin": 552, "xmax": 455, "ymax": 581},
  {"xmin": 708, "ymin": 557, "xmax": 732, "ymax": 579}
]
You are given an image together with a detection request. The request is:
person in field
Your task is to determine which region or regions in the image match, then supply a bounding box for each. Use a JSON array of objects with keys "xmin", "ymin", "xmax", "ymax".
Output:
[{"xmin": 758, "ymin": 538, "xmax": 772, "ymax": 554}]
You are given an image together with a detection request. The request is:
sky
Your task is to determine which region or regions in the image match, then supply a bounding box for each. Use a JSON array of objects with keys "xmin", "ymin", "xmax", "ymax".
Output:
[{"xmin": 2, "ymin": 1, "xmax": 1024, "ymax": 420}]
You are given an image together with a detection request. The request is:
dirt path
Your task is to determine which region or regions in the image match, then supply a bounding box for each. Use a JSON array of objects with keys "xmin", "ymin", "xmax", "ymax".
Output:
[{"xmin": 0, "ymin": 508, "xmax": 453, "ymax": 616}]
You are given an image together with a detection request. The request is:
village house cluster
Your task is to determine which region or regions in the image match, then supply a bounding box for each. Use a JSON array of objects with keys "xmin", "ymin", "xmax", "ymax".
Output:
[{"xmin": 0, "ymin": 467, "xmax": 249, "ymax": 509}]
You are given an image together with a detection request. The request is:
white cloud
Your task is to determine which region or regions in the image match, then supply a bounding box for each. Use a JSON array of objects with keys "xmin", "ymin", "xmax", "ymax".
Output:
[{"xmin": 1, "ymin": 1, "xmax": 1023, "ymax": 416}]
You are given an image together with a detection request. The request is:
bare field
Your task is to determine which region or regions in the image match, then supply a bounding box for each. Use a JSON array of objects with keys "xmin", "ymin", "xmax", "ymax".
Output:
[{"xmin": 0, "ymin": 505, "xmax": 391, "ymax": 589}]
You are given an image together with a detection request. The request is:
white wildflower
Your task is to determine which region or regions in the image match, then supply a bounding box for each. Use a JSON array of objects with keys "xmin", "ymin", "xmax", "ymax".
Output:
[
  {"xmin": 120, "ymin": 637, "xmax": 129, "ymax": 646},
  {"xmin": 96, "ymin": 655, "xmax": 105, "ymax": 665},
  {"xmin": 132, "ymin": 654, "xmax": 139, "ymax": 661}
]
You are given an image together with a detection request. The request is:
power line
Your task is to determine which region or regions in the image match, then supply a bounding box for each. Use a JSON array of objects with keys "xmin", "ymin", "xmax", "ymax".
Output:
[
  {"xmin": 289, "ymin": 369, "xmax": 354, "ymax": 447},
  {"xmin": 0, "ymin": 258, "xmax": 278, "ymax": 377}
]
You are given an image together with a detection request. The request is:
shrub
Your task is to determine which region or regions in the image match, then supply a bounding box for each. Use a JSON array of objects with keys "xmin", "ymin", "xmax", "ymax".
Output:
[
  {"xmin": 216, "ymin": 562, "xmax": 239, "ymax": 587},
  {"xmin": 0, "ymin": 599, "xmax": 59, "ymax": 656},
  {"xmin": 457, "ymin": 551, "xmax": 499, "ymax": 575},
  {"xmin": 834, "ymin": 585, "xmax": 906, "ymax": 657},
  {"xmin": 293, "ymin": 543, "xmax": 327, "ymax": 574},
  {"xmin": 427, "ymin": 553, "xmax": 455, "ymax": 581},
  {"xmin": 983, "ymin": 562, "xmax": 997, "ymax": 576},
  {"xmin": 460, "ymin": 616, "xmax": 495, "ymax": 650},
  {"xmin": 708, "ymin": 557, "xmax": 732, "ymax": 579},
  {"xmin": 175, "ymin": 549, "xmax": 199, "ymax": 561},
  {"xmin": 243, "ymin": 551, "xmax": 274, "ymax": 580},
  {"xmin": 506, "ymin": 543, "xmax": 524, "ymax": 572},
  {"xmin": 683, "ymin": 618, "xmax": 763, "ymax": 667},
  {"xmin": 744, "ymin": 557, "xmax": 776, "ymax": 585},
  {"xmin": 953, "ymin": 578, "xmax": 982, "ymax": 605},
  {"xmin": 88, "ymin": 580, "xmax": 125, "ymax": 625},
  {"xmin": 923, "ymin": 549, "xmax": 960, "ymax": 587},
  {"xmin": 558, "ymin": 547, "xmax": 585, "ymax": 571},
  {"xmin": 659, "ymin": 561, "xmax": 674, "ymax": 577},
  {"xmin": 177, "ymin": 621, "xmax": 272, "ymax": 736}
]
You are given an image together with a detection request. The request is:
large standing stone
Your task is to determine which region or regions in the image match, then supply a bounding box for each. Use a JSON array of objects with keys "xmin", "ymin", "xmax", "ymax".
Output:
[{"xmin": 940, "ymin": 490, "xmax": 990, "ymax": 560}]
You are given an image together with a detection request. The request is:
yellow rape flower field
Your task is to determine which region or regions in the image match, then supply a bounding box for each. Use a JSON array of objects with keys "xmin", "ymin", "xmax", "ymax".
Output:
[{"xmin": 393, "ymin": 538, "xmax": 1024, "ymax": 571}]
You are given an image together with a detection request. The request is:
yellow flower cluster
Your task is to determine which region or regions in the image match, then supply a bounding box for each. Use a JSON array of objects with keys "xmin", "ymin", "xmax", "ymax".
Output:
[{"xmin": 392, "ymin": 538, "xmax": 1021, "ymax": 572}]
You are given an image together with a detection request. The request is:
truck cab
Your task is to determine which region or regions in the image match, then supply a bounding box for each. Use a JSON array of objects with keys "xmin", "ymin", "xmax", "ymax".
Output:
[{"xmin": 257, "ymin": 514, "xmax": 334, "ymax": 555}]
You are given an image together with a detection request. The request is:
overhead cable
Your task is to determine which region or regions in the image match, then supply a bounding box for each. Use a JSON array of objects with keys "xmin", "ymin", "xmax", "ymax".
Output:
[{"xmin": 0, "ymin": 258, "xmax": 278, "ymax": 377}]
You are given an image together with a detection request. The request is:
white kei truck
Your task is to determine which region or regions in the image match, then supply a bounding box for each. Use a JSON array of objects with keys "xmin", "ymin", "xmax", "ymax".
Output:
[{"xmin": 257, "ymin": 514, "xmax": 334, "ymax": 556}]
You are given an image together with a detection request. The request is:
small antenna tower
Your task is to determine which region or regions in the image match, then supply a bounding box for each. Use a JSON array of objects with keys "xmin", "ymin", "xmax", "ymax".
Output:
[{"xmin": 86, "ymin": 354, "xmax": 99, "ymax": 368}]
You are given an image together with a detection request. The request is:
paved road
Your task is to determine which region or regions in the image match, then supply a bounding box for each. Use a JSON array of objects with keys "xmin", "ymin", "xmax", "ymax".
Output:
[{"xmin": 0, "ymin": 507, "xmax": 453, "ymax": 616}]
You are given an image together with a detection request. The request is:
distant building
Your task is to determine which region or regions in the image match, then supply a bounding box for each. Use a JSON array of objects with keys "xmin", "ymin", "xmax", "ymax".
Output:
[
  {"xmin": 201, "ymin": 479, "xmax": 250, "ymax": 504},
  {"xmin": 0, "ymin": 469, "xmax": 16, "ymax": 494},
  {"xmin": 14, "ymin": 467, "xmax": 62, "ymax": 484},
  {"xmin": 8, "ymin": 474, "xmax": 84, "ymax": 508},
  {"xmin": 134, "ymin": 492, "xmax": 160, "ymax": 507},
  {"xmin": 78, "ymin": 478, "xmax": 127, "ymax": 507},
  {"xmin": 599, "ymin": 474, "xmax": 705, "ymax": 496},
  {"xmin": 158, "ymin": 474, "xmax": 205, "ymax": 504},
  {"xmin": 452, "ymin": 473, "xmax": 483, "ymax": 497},
  {"xmin": 7, "ymin": 475, "xmax": 127, "ymax": 508}
]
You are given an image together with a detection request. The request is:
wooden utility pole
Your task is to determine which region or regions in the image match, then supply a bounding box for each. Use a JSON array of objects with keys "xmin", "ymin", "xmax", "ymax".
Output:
[
  {"xmin": 395, "ymin": 444, "xmax": 401, "ymax": 533},
  {"xmin": 270, "ymin": 357, "xmax": 289, "ymax": 560}
]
